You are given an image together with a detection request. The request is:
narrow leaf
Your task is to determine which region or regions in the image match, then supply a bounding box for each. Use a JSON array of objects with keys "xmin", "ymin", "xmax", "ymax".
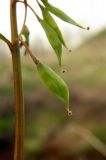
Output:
[
  {"xmin": 40, "ymin": 6, "xmax": 66, "ymax": 47},
  {"xmin": 42, "ymin": 2, "xmax": 88, "ymax": 29},
  {"xmin": 40, "ymin": 20, "xmax": 62, "ymax": 66},
  {"xmin": 37, "ymin": 62, "xmax": 70, "ymax": 112}
]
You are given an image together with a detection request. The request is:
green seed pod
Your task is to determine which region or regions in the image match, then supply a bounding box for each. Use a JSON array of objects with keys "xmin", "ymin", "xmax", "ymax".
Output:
[
  {"xmin": 37, "ymin": 62, "xmax": 71, "ymax": 114},
  {"xmin": 40, "ymin": 20, "xmax": 62, "ymax": 66},
  {"xmin": 40, "ymin": 6, "xmax": 66, "ymax": 47},
  {"xmin": 42, "ymin": 1, "xmax": 88, "ymax": 29}
]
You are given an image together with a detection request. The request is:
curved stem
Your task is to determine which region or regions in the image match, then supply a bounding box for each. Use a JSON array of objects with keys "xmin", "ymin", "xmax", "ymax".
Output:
[
  {"xmin": 18, "ymin": 0, "xmax": 41, "ymax": 21},
  {"xmin": 0, "ymin": 33, "xmax": 13, "ymax": 51},
  {"xmin": 18, "ymin": 2, "xmax": 27, "ymax": 37},
  {"xmin": 10, "ymin": 1, "xmax": 24, "ymax": 160},
  {"xmin": 19, "ymin": 38, "xmax": 39, "ymax": 65}
]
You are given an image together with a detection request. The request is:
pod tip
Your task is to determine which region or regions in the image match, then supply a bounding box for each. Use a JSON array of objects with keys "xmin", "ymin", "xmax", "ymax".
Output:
[
  {"xmin": 68, "ymin": 49, "xmax": 72, "ymax": 52},
  {"xmin": 61, "ymin": 66, "xmax": 67, "ymax": 73},
  {"xmin": 62, "ymin": 69, "xmax": 66, "ymax": 73},
  {"xmin": 67, "ymin": 108, "xmax": 72, "ymax": 116}
]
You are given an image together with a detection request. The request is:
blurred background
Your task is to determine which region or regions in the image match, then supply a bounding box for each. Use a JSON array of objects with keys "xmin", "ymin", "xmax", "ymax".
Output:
[{"xmin": 0, "ymin": 0, "xmax": 106, "ymax": 160}]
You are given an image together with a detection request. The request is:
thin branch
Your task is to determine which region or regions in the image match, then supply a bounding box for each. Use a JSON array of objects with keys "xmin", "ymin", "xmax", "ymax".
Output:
[
  {"xmin": 18, "ymin": 1, "xmax": 27, "ymax": 37},
  {"xmin": 19, "ymin": 38, "xmax": 39, "ymax": 65},
  {"xmin": 0, "ymin": 33, "xmax": 13, "ymax": 51},
  {"xmin": 18, "ymin": 0, "xmax": 41, "ymax": 21}
]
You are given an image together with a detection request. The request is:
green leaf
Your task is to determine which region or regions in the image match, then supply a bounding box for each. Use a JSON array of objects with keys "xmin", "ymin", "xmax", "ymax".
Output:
[
  {"xmin": 40, "ymin": 19, "xmax": 62, "ymax": 66},
  {"xmin": 40, "ymin": 6, "xmax": 66, "ymax": 47},
  {"xmin": 37, "ymin": 62, "xmax": 70, "ymax": 112},
  {"xmin": 42, "ymin": 2, "xmax": 88, "ymax": 29}
]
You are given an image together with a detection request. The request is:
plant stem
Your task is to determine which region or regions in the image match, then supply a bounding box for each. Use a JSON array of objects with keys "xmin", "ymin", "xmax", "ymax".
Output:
[{"xmin": 10, "ymin": 1, "xmax": 24, "ymax": 160}]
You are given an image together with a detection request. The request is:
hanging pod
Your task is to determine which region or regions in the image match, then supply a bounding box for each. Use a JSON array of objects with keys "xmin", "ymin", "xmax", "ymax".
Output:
[
  {"xmin": 37, "ymin": 62, "xmax": 71, "ymax": 114},
  {"xmin": 42, "ymin": 1, "xmax": 89, "ymax": 29},
  {"xmin": 40, "ymin": 19, "xmax": 62, "ymax": 66},
  {"xmin": 40, "ymin": 5, "xmax": 67, "ymax": 48}
]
